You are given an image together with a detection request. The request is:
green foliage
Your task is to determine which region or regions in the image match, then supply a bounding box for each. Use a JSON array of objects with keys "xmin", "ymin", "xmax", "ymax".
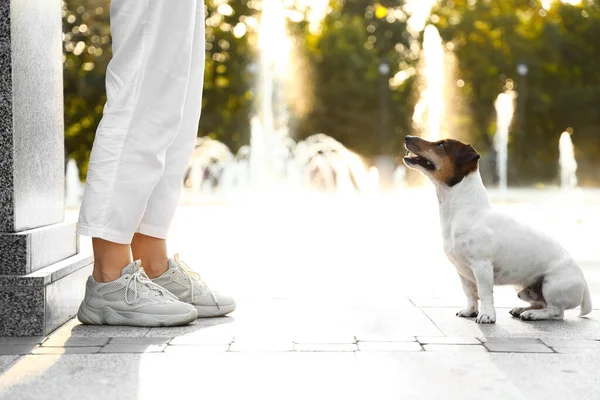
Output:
[
  {"xmin": 63, "ymin": 0, "xmax": 112, "ymax": 179},
  {"xmin": 292, "ymin": 1, "xmax": 417, "ymax": 160},
  {"xmin": 433, "ymin": 0, "xmax": 600, "ymax": 185}
]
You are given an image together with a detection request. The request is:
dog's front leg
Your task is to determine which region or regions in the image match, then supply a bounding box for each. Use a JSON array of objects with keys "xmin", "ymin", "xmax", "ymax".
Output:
[
  {"xmin": 456, "ymin": 274, "xmax": 478, "ymax": 318},
  {"xmin": 471, "ymin": 262, "xmax": 496, "ymax": 324}
]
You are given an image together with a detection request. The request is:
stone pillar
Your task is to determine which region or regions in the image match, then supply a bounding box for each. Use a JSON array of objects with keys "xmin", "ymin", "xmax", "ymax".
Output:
[{"xmin": 0, "ymin": 0, "xmax": 93, "ymax": 336}]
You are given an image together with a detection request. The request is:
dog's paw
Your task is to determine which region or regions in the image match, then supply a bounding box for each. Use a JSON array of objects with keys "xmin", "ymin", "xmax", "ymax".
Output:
[
  {"xmin": 519, "ymin": 310, "xmax": 540, "ymax": 321},
  {"xmin": 509, "ymin": 307, "xmax": 526, "ymax": 318},
  {"xmin": 476, "ymin": 313, "xmax": 496, "ymax": 324},
  {"xmin": 456, "ymin": 309, "xmax": 478, "ymax": 318}
]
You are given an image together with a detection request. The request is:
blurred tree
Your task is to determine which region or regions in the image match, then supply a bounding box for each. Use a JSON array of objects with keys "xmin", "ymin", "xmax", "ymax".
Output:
[
  {"xmin": 291, "ymin": 0, "xmax": 418, "ymax": 161},
  {"xmin": 433, "ymin": 0, "xmax": 600, "ymax": 185},
  {"xmin": 63, "ymin": 0, "xmax": 112, "ymax": 179}
]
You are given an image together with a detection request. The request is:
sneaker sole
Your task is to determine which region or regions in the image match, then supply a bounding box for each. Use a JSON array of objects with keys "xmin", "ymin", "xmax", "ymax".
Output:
[
  {"xmin": 77, "ymin": 303, "xmax": 197, "ymax": 327},
  {"xmin": 195, "ymin": 303, "xmax": 236, "ymax": 318}
]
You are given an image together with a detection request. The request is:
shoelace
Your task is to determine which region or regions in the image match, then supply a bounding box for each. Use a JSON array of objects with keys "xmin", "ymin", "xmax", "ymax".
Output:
[
  {"xmin": 125, "ymin": 268, "xmax": 176, "ymax": 305},
  {"xmin": 177, "ymin": 259, "xmax": 220, "ymax": 310}
]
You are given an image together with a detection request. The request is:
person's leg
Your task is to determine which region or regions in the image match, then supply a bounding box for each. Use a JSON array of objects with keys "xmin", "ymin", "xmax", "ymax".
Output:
[
  {"xmin": 131, "ymin": 233, "xmax": 168, "ymax": 279},
  {"xmin": 131, "ymin": 1, "xmax": 206, "ymax": 278},
  {"xmin": 136, "ymin": 1, "xmax": 206, "ymax": 243},
  {"xmin": 91, "ymin": 239, "xmax": 131, "ymax": 282},
  {"xmin": 77, "ymin": 0, "xmax": 199, "ymax": 277},
  {"xmin": 75, "ymin": 0, "xmax": 202, "ymax": 326}
]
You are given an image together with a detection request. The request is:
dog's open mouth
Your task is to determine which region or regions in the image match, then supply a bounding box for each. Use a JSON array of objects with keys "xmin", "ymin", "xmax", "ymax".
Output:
[{"xmin": 404, "ymin": 150, "xmax": 435, "ymax": 170}]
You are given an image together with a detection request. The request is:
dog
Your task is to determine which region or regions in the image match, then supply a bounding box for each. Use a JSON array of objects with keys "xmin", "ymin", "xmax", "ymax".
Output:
[{"xmin": 403, "ymin": 136, "xmax": 592, "ymax": 324}]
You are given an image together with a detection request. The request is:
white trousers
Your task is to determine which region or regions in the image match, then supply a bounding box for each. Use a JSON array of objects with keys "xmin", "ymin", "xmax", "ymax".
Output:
[{"xmin": 77, "ymin": 0, "xmax": 205, "ymax": 244}]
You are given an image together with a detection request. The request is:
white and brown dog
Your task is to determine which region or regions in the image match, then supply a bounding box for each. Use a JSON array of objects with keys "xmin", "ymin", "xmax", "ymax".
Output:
[{"xmin": 403, "ymin": 136, "xmax": 592, "ymax": 324}]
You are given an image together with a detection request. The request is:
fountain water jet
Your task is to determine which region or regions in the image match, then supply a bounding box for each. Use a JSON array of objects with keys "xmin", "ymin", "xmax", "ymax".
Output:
[
  {"xmin": 493, "ymin": 90, "xmax": 515, "ymax": 192},
  {"xmin": 413, "ymin": 25, "xmax": 445, "ymax": 142},
  {"xmin": 185, "ymin": 0, "xmax": 372, "ymax": 196},
  {"xmin": 559, "ymin": 130, "xmax": 577, "ymax": 189}
]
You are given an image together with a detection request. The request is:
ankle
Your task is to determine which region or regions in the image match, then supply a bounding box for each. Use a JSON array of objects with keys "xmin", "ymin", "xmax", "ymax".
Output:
[
  {"xmin": 92, "ymin": 266, "xmax": 122, "ymax": 283},
  {"xmin": 141, "ymin": 258, "xmax": 169, "ymax": 279}
]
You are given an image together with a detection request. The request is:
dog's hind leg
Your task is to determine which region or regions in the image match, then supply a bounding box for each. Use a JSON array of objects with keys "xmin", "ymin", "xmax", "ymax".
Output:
[
  {"xmin": 456, "ymin": 274, "xmax": 478, "ymax": 318},
  {"xmin": 510, "ymin": 285, "xmax": 546, "ymax": 318},
  {"xmin": 519, "ymin": 272, "xmax": 584, "ymax": 321}
]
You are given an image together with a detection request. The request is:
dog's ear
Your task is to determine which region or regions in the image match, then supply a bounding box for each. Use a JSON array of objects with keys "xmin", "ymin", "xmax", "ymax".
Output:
[{"xmin": 456, "ymin": 145, "xmax": 480, "ymax": 167}]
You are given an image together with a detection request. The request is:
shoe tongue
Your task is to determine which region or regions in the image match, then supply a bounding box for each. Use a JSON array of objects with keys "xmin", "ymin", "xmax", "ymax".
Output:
[
  {"xmin": 121, "ymin": 260, "xmax": 141, "ymax": 276},
  {"xmin": 168, "ymin": 258, "xmax": 179, "ymax": 270}
]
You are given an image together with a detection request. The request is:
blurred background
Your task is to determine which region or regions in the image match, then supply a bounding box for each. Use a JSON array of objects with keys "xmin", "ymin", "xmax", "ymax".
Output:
[{"xmin": 62, "ymin": 0, "xmax": 600, "ymax": 196}]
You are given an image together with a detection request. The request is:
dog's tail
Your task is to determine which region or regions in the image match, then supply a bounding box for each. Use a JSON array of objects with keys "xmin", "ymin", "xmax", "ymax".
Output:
[{"xmin": 580, "ymin": 281, "xmax": 592, "ymax": 317}]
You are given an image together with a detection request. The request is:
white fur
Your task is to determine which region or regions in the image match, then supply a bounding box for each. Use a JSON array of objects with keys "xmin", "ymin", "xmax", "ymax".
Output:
[{"xmin": 431, "ymin": 169, "xmax": 592, "ymax": 324}]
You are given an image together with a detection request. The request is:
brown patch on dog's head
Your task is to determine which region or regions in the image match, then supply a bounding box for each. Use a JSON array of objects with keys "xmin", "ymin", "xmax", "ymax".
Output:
[{"xmin": 403, "ymin": 136, "xmax": 480, "ymax": 187}]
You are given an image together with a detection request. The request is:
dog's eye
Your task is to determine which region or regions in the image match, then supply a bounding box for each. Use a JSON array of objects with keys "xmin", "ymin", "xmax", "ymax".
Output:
[{"xmin": 437, "ymin": 142, "xmax": 444, "ymax": 148}]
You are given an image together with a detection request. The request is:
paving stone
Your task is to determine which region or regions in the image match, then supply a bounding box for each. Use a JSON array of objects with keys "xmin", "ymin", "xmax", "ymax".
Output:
[
  {"xmin": 483, "ymin": 342, "xmax": 554, "ymax": 353},
  {"xmin": 99, "ymin": 344, "xmax": 166, "ymax": 354},
  {"xmin": 228, "ymin": 340, "xmax": 294, "ymax": 352},
  {"xmin": 423, "ymin": 344, "xmax": 488, "ymax": 353},
  {"xmin": 357, "ymin": 342, "xmax": 423, "ymax": 352},
  {"xmin": 417, "ymin": 336, "xmax": 481, "ymax": 345},
  {"xmin": 169, "ymin": 332, "xmax": 234, "ymax": 345},
  {"xmin": 293, "ymin": 333, "xmax": 356, "ymax": 344},
  {"xmin": 354, "ymin": 335, "xmax": 416, "ymax": 342},
  {"xmin": 293, "ymin": 343, "xmax": 358, "ymax": 352},
  {"xmin": 541, "ymin": 339, "xmax": 600, "ymax": 348},
  {"xmin": 51, "ymin": 319, "xmax": 150, "ymax": 338},
  {"xmin": 109, "ymin": 337, "xmax": 172, "ymax": 345},
  {"xmin": 478, "ymin": 337, "xmax": 542, "ymax": 344},
  {"xmin": 43, "ymin": 336, "xmax": 109, "ymax": 347},
  {"xmin": 0, "ymin": 344, "xmax": 38, "ymax": 355},
  {"xmin": 0, "ymin": 336, "xmax": 45, "ymax": 345},
  {"xmin": 32, "ymin": 346, "xmax": 102, "ymax": 355},
  {"xmin": 164, "ymin": 345, "xmax": 230, "ymax": 354},
  {"xmin": 551, "ymin": 347, "xmax": 600, "ymax": 354},
  {"xmin": 0, "ymin": 355, "xmax": 19, "ymax": 373}
]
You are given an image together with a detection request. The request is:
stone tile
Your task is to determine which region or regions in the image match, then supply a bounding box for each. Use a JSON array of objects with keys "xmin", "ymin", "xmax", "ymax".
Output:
[
  {"xmin": 421, "ymin": 307, "xmax": 600, "ymax": 340},
  {"xmin": 52, "ymin": 318, "xmax": 150, "ymax": 338},
  {"xmin": 423, "ymin": 344, "xmax": 488, "ymax": 353},
  {"xmin": 0, "ymin": 344, "xmax": 38, "ymax": 355},
  {"xmin": 229, "ymin": 339, "xmax": 294, "ymax": 352},
  {"xmin": 0, "ymin": 336, "xmax": 45, "ymax": 345},
  {"xmin": 541, "ymin": 339, "xmax": 600, "ymax": 348},
  {"xmin": 32, "ymin": 346, "xmax": 101, "ymax": 355},
  {"xmin": 109, "ymin": 337, "xmax": 171, "ymax": 345},
  {"xmin": 294, "ymin": 343, "xmax": 358, "ymax": 352},
  {"xmin": 479, "ymin": 337, "xmax": 542, "ymax": 344},
  {"xmin": 0, "ymin": 355, "xmax": 20, "ymax": 372},
  {"xmin": 100, "ymin": 344, "xmax": 166, "ymax": 354},
  {"xmin": 551, "ymin": 347, "xmax": 600, "ymax": 354},
  {"xmin": 293, "ymin": 333, "xmax": 356, "ymax": 344},
  {"xmin": 357, "ymin": 342, "xmax": 423, "ymax": 352},
  {"xmin": 483, "ymin": 342, "xmax": 554, "ymax": 353},
  {"xmin": 354, "ymin": 334, "xmax": 416, "ymax": 342},
  {"xmin": 164, "ymin": 345, "xmax": 230, "ymax": 354},
  {"xmin": 417, "ymin": 336, "xmax": 481, "ymax": 345},
  {"xmin": 145, "ymin": 317, "xmax": 235, "ymax": 338},
  {"xmin": 43, "ymin": 336, "xmax": 109, "ymax": 347}
]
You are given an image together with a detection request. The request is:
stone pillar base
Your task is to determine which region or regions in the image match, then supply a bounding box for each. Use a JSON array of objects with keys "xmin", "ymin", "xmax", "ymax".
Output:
[{"xmin": 0, "ymin": 252, "xmax": 92, "ymax": 337}]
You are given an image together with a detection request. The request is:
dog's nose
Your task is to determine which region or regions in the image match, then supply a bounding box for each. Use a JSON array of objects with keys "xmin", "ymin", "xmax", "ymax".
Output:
[{"xmin": 405, "ymin": 136, "xmax": 416, "ymax": 143}]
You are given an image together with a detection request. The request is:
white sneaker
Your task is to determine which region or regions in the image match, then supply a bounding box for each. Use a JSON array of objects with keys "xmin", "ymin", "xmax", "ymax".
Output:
[
  {"xmin": 77, "ymin": 260, "xmax": 198, "ymax": 327},
  {"xmin": 152, "ymin": 254, "xmax": 236, "ymax": 318}
]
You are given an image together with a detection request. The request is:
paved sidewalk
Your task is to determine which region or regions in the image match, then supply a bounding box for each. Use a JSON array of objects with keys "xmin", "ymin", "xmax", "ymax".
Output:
[{"xmin": 2, "ymin": 191, "xmax": 600, "ymax": 399}]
